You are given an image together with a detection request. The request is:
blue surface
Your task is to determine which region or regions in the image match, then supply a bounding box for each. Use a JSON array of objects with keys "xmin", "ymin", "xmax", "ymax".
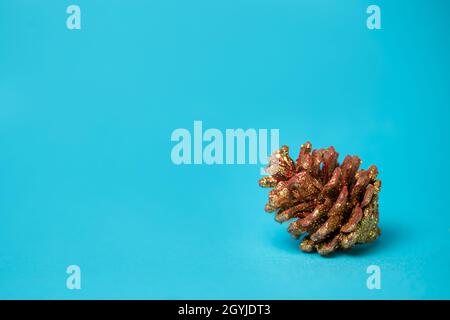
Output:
[{"xmin": 1, "ymin": 0, "xmax": 449, "ymax": 299}]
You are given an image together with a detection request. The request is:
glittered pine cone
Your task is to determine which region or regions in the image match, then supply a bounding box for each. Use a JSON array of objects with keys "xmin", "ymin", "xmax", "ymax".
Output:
[{"xmin": 259, "ymin": 142, "xmax": 381, "ymax": 256}]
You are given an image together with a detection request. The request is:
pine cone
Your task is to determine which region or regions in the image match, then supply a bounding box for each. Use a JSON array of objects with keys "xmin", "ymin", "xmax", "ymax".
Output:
[{"xmin": 259, "ymin": 142, "xmax": 381, "ymax": 256}]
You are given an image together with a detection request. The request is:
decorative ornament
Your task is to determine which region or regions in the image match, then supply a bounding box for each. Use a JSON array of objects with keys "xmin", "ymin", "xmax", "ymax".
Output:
[{"xmin": 259, "ymin": 142, "xmax": 381, "ymax": 256}]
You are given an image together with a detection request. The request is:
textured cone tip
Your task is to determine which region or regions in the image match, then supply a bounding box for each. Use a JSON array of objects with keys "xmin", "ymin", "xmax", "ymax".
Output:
[
  {"xmin": 300, "ymin": 239, "xmax": 315, "ymax": 252},
  {"xmin": 275, "ymin": 214, "xmax": 285, "ymax": 223}
]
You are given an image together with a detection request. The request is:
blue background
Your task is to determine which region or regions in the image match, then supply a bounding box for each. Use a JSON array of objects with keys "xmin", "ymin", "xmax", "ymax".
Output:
[{"xmin": 1, "ymin": 0, "xmax": 449, "ymax": 299}]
